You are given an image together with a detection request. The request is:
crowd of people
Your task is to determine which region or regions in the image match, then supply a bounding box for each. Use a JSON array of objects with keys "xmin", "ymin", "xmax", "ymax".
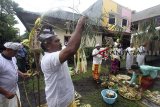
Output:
[{"xmin": 0, "ymin": 15, "xmax": 160, "ymax": 107}]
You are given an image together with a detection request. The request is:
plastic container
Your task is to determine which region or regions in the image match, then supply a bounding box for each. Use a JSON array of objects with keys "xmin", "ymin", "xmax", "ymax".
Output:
[{"xmin": 101, "ymin": 89, "xmax": 117, "ymax": 104}]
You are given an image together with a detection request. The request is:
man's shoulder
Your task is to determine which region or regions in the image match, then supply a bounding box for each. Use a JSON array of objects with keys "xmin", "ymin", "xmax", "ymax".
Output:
[
  {"xmin": 0, "ymin": 54, "xmax": 4, "ymax": 61},
  {"xmin": 42, "ymin": 51, "xmax": 60, "ymax": 62},
  {"xmin": 93, "ymin": 48, "xmax": 98, "ymax": 51}
]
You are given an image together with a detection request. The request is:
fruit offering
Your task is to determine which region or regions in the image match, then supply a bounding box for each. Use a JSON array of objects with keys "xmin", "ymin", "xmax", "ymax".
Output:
[
  {"xmin": 118, "ymin": 86, "xmax": 141, "ymax": 100},
  {"xmin": 144, "ymin": 90, "xmax": 160, "ymax": 105},
  {"xmin": 106, "ymin": 91, "xmax": 115, "ymax": 98}
]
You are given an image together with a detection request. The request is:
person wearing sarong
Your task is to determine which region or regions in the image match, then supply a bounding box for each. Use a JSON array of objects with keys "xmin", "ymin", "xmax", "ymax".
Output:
[
  {"xmin": 0, "ymin": 42, "xmax": 29, "ymax": 107},
  {"xmin": 136, "ymin": 44, "xmax": 146, "ymax": 66},
  {"xmin": 125, "ymin": 43, "xmax": 136, "ymax": 73},
  {"xmin": 92, "ymin": 44, "xmax": 103, "ymax": 83},
  {"xmin": 111, "ymin": 44, "xmax": 122, "ymax": 74},
  {"xmin": 16, "ymin": 45, "xmax": 28, "ymax": 73},
  {"xmin": 129, "ymin": 64, "xmax": 160, "ymax": 85}
]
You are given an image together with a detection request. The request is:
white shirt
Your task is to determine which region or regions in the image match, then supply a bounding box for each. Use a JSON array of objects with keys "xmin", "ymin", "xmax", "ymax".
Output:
[
  {"xmin": 126, "ymin": 47, "xmax": 135, "ymax": 57},
  {"xmin": 41, "ymin": 51, "xmax": 74, "ymax": 107},
  {"xmin": 112, "ymin": 47, "xmax": 123, "ymax": 60},
  {"xmin": 0, "ymin": 54, "xmax": 18, "ymax": 98},
  {"xmin": 137, "ymin": 46, "xmax": 146, "ymax": 55},
  {"xmin": 125, "ymin": 47, "xmax": 135, "ymax": 69},
  {"xmin": 136, "ymin": 46, "xmax": 146, "ymax": 65},
  {"xmin": 92, "ymin": 48, "xmax": 103, "ymax": 64}
]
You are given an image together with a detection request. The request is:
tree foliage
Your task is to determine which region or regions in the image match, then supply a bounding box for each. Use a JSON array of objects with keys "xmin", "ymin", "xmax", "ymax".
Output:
[{"xmin": 0, "ymin": 0, "xmax": 23, "ymax": 50}]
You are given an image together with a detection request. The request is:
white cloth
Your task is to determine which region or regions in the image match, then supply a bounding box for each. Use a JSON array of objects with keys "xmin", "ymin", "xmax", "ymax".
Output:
[
  {"xmin": 112, "ymin": 47, "xmax": 123, "ymax": 61},
  {"xmin": 0, "ymin": 86, "xmax": 21, "ymax": 107},
  {"xmin": 0, "ymin": 54, "xmax": 18, "ymax": 94},
  {"xmin": 136, "ymin": 46, "xmax": 146, "ymax": 66},
  {"xmin": 0, "ymin": 54, "xmax": 21, "ymax": 107},
  {"xmin": 41, "ymin": 51, "xmax": 74, "ymax": 107},
  {"xmin": 126, "ymin": 47, "xmax": 135, "ymax": 70},
  {"xmin": 95, "ymin": 43, "xmax": 100, "ymax": 47},
  {"xmin": 92, "ymin": 48, "xmax": 103, "ymax": 64},
  {"xmin": 4, "ymin": 42, "xmax": 22, "ymax": 50}
]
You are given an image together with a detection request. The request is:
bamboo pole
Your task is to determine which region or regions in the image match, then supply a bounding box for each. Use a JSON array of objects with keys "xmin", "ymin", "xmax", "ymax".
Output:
[{"xmin": 33, "ymin": 51, "xmax": 41, "ymax": 107}]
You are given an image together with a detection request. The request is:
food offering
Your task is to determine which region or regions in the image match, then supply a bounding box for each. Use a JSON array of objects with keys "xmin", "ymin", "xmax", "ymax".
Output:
[
  {"xmin": 109, "ymin": 75, "xmax": 119, "ymax": 82},
  {"xmin": 116, "ymin": 74, "xmax": 131, "ymax": 81},
  {"xmin": 118, "ymin": 86, "xmax": 141, "ymax": 100},
  {"xmin": 101, "ymin": 81, "xmax": 108, "ymax": 88},
  {"xmin": 144, "ymin": 90, "xmax": 160, "ymax": 106},
  {"xmin": 108, "ymin": 81, "xmax": 117, "ymax": 88},
  {"xmin": 106, "ymin": 90, "xmax": 115, "ymax": 98}
]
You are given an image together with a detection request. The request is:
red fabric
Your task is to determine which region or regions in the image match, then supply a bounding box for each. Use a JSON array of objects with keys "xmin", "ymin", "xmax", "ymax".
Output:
[
  {"xmin": 98, "ymin": 48, "xmax": 109, "ymax": 59},
  {"xmin": 141, "ymin": 77, "xmax": 154, "ymax": 90}
]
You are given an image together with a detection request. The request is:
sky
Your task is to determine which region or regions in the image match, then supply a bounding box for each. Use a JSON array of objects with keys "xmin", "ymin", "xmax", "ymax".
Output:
[{"xmin": 13, "ymin": 0, "xmax": 160, "ymax": 35}]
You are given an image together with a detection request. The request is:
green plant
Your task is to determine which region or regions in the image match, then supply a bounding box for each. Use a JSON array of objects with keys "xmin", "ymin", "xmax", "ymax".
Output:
[{"xmin": 84, "ymin": 47, "xmax": 94, "ymax": 60}]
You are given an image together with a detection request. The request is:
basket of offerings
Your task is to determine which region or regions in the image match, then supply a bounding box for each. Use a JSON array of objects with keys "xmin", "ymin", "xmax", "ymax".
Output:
[
  {"xmin": 143, "ymin": 90, "xmax": 160, "ymax": 106},
  {"xmin": 116, "ymin": 74, "xmax": 131, "ymax": 81},
  {"xmin": 118, "ymin": 86, "xmax": 141, "ymax": 100},
  {"xmin": 109, "ymin": 75, "xmax": 119, "ymax": 82},
  {"xmin": 108, "ymin": 82, "xmax": 118, "ymax": 92}
]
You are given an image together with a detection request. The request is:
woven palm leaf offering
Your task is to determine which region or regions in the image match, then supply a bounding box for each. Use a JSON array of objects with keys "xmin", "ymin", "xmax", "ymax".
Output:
[
  {"xmin": 118, "ymin": 85, "xmax": 142, "ymax": 100},
  {"xmin": 109, "ymin": 75, "xmax": 119, "ymax": 83},
  {"xmin": 116, "ymin": 74, "xmax": 131, "ymax": 81},
  {"xmin": 143, "ymin": 90, "xmax": 160, "ymax": 106}
]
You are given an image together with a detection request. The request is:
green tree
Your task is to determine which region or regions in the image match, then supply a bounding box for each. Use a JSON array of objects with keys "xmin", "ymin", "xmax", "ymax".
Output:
[{"xmin": 0, "ymin": 0, "xmax": 22, "ymax": 51}]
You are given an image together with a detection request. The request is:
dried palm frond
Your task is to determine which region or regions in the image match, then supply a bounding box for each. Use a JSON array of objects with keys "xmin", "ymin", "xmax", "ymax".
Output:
[{"xmin": 131, "ymin": 18, "xmax": 160, "ymax": 52}]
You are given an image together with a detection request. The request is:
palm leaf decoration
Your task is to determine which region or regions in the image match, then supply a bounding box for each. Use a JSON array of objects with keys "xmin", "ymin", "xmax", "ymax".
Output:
[{"xmin": 131, "ymin": 18, "xmax": 160, "ymax": 53}]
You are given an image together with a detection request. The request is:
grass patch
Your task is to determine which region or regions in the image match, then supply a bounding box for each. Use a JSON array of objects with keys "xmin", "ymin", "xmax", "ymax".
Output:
[
  {"xmin": 72, "ymin": 61, "xmax": 148, "ymax": 107},
  {"xmin": 20, "ymin": 60, "xmax": 159, "ymax": 107}
]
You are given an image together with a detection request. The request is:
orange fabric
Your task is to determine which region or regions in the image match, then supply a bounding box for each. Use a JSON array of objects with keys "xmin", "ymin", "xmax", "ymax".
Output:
[{"xmin": 92, "ymin": 64, "xmax": 101, "ymax": 80}]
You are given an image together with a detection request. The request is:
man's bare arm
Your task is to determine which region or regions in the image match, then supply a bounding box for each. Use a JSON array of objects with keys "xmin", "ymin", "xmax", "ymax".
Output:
[
  {"xmin": 0, "ymin": 87, "xmax": 15, "ymax": 99},
  {"xmin": 59, "ymin": 16, "xmax": 86, "ymax": 63}
]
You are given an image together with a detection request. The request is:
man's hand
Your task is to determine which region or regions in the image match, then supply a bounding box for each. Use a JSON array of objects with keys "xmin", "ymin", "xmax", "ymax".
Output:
[
  {"xmin": 18, "ymin": 71, "xmax": 30, "ymax": 79},
  {"xmin": 21, "ymin": 73, "xmax": 30, "ymax": 79},
  {"xmin": 5, "ymin": 92, "xmax": 15, "ymax": 99},
  {"xmin": 76, "ymin": 16, "xmax": 87, "ymax": 29}
]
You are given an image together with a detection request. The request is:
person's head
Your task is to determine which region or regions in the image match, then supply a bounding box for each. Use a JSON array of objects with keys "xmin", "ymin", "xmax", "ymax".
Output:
[
  {"xmin": 3, "ymin": 42, "xmax": 22, "ymax": 57},
  {"xmin": 141, "ymin": 42, "xmax": 146, "ymax": 47},
  {"xmin": 117, "ymin": 44, "xmax": 121, "ymax": 48},
  {"xmin": 130, "ymin": 43, "xmax": 134, "ymax": 48},
  {"xmin": 131, "ymin": 62, "xmax": 140, "ymax": 72},
  {"xmin": 39, "ymin": 28, "xmax": 62, "ymax": 52},
  {"xmin": 95, "ymin": 43, "xmax": 101, "ymax": 50}
]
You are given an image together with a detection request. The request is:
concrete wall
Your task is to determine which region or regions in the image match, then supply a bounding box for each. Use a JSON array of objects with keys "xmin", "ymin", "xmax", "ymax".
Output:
[
  {"xmin": 121, "ymin": 7, "xmax": 132, "ymax": 32},
  {"xmin": 85, "ymin": 35, "xmax": 102, "ymax": 47},
  {"xmin": 102, "ymin": 0, "xmax": 132, "ymax": 33},
  {"xmin": 55, "ymin": 29, "xmax": 102, "ymax": 47},
  {"xmin": 102, "ymin": 0, "xmax": 117, "ymax": 26}
]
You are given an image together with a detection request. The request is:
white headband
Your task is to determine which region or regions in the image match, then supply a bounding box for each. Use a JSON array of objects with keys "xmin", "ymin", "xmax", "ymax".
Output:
[{"xmin": 4, "ymin": 42, "xmax": 22, "ymax": 50}]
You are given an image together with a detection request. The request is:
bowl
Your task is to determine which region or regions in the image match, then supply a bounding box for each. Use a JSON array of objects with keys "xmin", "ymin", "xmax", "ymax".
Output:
[{"xmin": 101, "ymin": 89, "xmax": 118, "ymax": 104}]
